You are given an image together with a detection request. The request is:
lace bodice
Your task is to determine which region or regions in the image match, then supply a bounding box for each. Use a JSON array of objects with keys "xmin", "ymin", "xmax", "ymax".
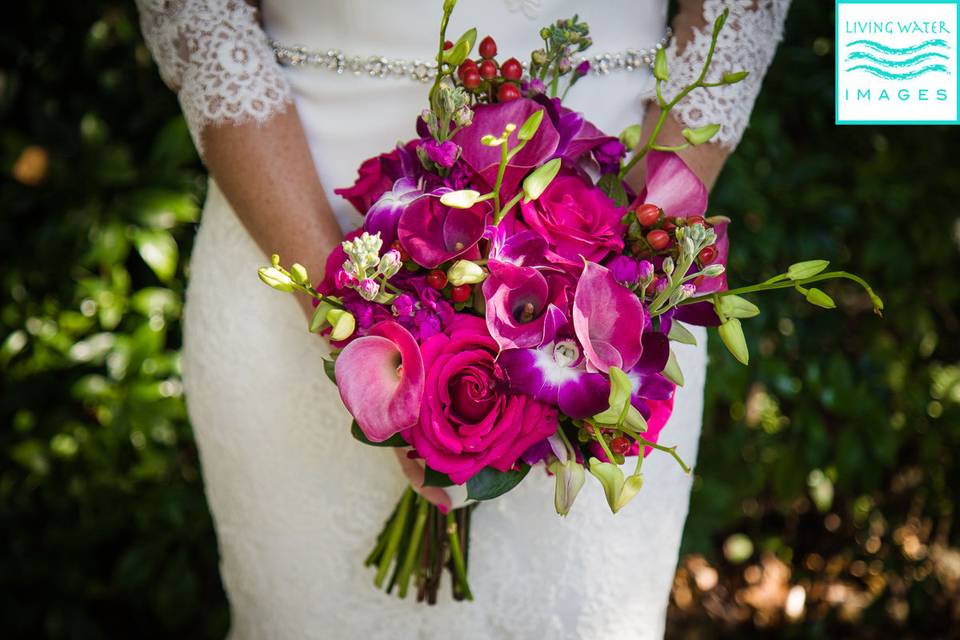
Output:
[
  {"xmin": 663, "ymin": 0, "xmax": 792, "ymax": 149},
  {"xmin": 137, "ymin": 0, "xmax": 790, "ymax": 154}
]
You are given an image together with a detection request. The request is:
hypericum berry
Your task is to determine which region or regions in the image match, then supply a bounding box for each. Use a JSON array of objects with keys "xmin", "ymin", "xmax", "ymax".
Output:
[
  {"xmin": 478, "ymin": 36, "xmax": 497, "ymax": 59},
  {"xmin": 635, "ymin": 203, "xmax": 660, "ymax": 227},
  {"xmin": 647, "ymin": 229, "xmax": 671, "ymax": 250},
  {"xmin": 478, "ymin": 59, "xmax": 498, "ymax": 80},
  {"xmin": 443, "ymin": 40, "xmax": 454, "ymax": 50},
  {"xmin": 698, "ymin": 245, "xmax": 718, "ymax": 264},
  {"xmin": 461, "ymin": 70, "xmax": 482, "ymax": 90},
  {"xmin": 662, "ymin": 220, "xmax": 677, "ymax": 231},
  {"xmin": 450, "ymin": 284, "xmax": 472, "ymax": 303},
  {"xmin": 611, "ymin": 436, "xmax": 632, "ymax": 456},
  {"xmin": 501, "ymin": 57, "xmax": 522, "ymax": 81},
  {"xmin": 458, "ymin": 59, "xmax": 477, "ymax": 78},
  {"xmin": 685, "ymin": 215, "xmax": 705, "ymax": 227},
  {"xmin": 497, "ymin": 82, "xmax": 520, "ymax": 102},
  {"xmin": 426, "ymin": 269, "xmax": 447, "ymax": 290}
]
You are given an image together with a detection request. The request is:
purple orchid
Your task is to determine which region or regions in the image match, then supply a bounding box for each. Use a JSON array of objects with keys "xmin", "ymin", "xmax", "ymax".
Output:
[
  {"xmin": 397, "ymin": 191, "xmax": 490, "ymax": 269},
  {"xmin": 486, "ymin": 227, "xmax": 549, "ymax": 268},
  {"xmin": 572, "ymin": 261, "xmax": 647, "ymax": 373},
  {"xmin": 482, "ymin": 260, "xmax": 572, "ymax": 351},
  {"xmin": 364, "ymin": 178, "xmax": 422, "ymax": 249}
]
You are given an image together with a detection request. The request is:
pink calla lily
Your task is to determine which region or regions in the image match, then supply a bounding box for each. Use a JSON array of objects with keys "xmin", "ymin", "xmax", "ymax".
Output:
[
  {"xmin": 572, "ymin": 261, "xmax": 646, "ymax": 373},
  {"xmin": 638, "ymin": 150, "xmax": 708, "ymax": 218},
  {"xmin": 334, "ymin": 321, "xmax": 424, "ymax": 442}
]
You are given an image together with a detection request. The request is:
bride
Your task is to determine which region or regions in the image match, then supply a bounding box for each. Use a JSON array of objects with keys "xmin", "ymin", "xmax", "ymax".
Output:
[{"xmin": 136, "ymin": 0, "xmax": 789, "ymax": 637}]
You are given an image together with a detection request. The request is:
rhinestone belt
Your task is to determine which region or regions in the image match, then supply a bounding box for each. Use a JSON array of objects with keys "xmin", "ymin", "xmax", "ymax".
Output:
[{"xmin": 271, "ymin": 29, "xmax": 672, "ymax": 83}]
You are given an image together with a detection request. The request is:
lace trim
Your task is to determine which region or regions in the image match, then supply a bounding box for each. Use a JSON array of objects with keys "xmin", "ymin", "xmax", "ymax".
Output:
[
  {"xmin": 662, "ymin": 0, "xmax": 791, "ymax": 150},
  {"xmin": 136, "ymin": 0, "xmax": 293, "ymax": 155}
]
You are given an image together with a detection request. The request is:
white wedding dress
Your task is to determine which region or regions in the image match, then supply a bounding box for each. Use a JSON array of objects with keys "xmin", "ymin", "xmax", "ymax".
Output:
[{"xmin": 136, "ymin": 1, "xmax": 789, "ymax": 638}]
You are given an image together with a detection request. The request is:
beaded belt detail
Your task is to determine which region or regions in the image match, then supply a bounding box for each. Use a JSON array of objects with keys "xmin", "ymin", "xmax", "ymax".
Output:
[{"xmin": 271, "ymin": 29, "xmax": 672, "ymax": 83}]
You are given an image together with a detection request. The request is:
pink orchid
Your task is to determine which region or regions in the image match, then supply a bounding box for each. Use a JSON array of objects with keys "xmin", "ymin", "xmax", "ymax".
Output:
[
  {"xmin": 397, "ymin": 192, "xmax": 490, "ymax": 269},
  {"xmin": 572, "ymin": 261, "xmax": 646, "ymax": 373},
  {"xmin": 334, "ymin": 321, "xmax": 424, "ymax": 442},
  {"xmin": 482, "ymin": 260, "xmax": 571, "ymax": 351}
]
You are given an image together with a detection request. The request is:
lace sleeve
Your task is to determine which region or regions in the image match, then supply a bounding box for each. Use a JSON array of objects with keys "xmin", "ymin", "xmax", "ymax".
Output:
[
  {"xmin": 661, "ymin": 0, "xmax": 791, "ymax": 150},
  {"xmin": 135, "ymin": 0, "xmax": 292, "ymax": 155}
]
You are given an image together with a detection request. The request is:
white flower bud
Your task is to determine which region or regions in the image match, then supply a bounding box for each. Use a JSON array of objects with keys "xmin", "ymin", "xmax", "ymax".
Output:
[
  {"xmin": 258, "ymin": 267, "xmax": 294, "ymax": 292},
  {"xmin": 447, "ymin": 259, "xmax": 487, "ymax": 286}
]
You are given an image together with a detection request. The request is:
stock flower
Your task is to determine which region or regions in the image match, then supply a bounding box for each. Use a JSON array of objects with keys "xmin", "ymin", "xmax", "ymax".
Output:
[
  {"xmin": 335, "ymin": 321, "xmax": 424, "ymax": 442},
  {"xmin": 397, "ymin": 192, "xmax": 490, "ymax": 268},
  {"xmin": 520, "ymin": 175, "xmax": 625, "ymax": 267},
  {"xmin": 481, "ymin": 260, "xmax": 572, "ymax": 350},
  {"xmin": 334, "ymin": 140, "xmax": 420, "ymax": 214},
  {"xmin": 404, "ymin": 315, "xmax": 558, "ymax": 484},
  {"xmin": 422, "ymin": 139, "xmax": 461, "ymax": 168},
  {"xmin": 572, "ymin": 261, "xmax": 646, "ymax": 373}
]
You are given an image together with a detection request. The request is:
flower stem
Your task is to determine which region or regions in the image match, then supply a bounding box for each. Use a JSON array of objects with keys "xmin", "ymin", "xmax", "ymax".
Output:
[
  {"xmin": 374, "ymin": 487, "xmax": 414, "ymax": 588},
  {"xmin": 634, "ymin": 435, "xmax": 691, "ymax": 474},
  {"xmin": 492, "ymin": 140, "xmax": 509, "ymax": 218},
  {"xmin": 446, "ymin": 510, "xmax": 473, "ymax": 600},
  {"xmin": 396, "ymin": 496, "xmax": 430, "ymax": 598}
]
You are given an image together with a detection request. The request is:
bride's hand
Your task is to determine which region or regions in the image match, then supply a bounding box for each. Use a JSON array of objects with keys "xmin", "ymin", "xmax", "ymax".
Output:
[{"xmin": 393, "ymin": 448, "xmax": 452, "ymax": 513}]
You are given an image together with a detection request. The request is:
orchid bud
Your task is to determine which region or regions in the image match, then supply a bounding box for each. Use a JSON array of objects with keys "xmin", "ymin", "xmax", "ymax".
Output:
[
  {"xmin": 357, "ymin": 278, "xmax": 380, "ymax": 301},
  {"xmin": 447, "ymin": 259, "xmax": 486, "ymax": 286},
  {"xmin": 550, "ymin": 459, "xmax": 586, "ymax": 516},
  {"xmin": 378, "ymin": 250, "xmax": 402, "ymax": 279},
  {"xmin": 722, "ymin": 70, "xmax": 749, "ymax": 84},
  {"xmin": 440, "ymin": 189, "xmax": 482, "ymax": 209},
  {"xmin": 270, "ymin": 253, "xmax": 281, "ymax": 267},
  {"xmin": 701, "ymin": 263, "xmax": 725, "ymax": 277},
  {"xmin": 258, "ymin": 267, "xmax": 294, "ymax": 292},
  {"xmin": 290, "ymin": 263, "xmax": 309, "ymax": 286},
  {"xmin": 326, "ymin": 308, "xmax": 356, "ymax": 341},
  {"xmin": 653, "ymin": 48, "xmax": 669, "ymax": 82}
]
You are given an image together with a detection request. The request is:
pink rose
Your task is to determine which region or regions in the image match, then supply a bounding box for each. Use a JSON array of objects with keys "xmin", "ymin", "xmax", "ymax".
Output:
[
  {"xmin": 404, "ymin": 315, "xmax": 558, "ymax": 484},
  {"xmin": 520, "ymin": 175, "xmax": 625, "ymax": 267}
]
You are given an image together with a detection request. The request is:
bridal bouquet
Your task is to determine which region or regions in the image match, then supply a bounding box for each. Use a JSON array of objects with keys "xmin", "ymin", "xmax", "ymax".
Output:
[{"xmin": 259, "ymin": 0, "xmax": 882, "ymax": 603}]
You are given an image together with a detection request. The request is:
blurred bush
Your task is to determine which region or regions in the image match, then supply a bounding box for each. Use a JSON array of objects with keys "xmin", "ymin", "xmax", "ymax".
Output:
[{"xmin": 0, "ymin": 2, "xmax": 957, "ymax": 639}]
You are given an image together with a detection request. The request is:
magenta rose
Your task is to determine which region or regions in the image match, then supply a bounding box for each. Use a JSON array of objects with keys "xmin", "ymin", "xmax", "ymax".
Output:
[
  {"xmin": 520, "ymin": 175, "xmax": 626, "ymax": 267},
  {"xmin": 334, "ymin": 140, "xmax": 420, "ymax": 214},
  {"xmin": 404, "ymin": 315, "xmax": 558, "ymax": 484}
]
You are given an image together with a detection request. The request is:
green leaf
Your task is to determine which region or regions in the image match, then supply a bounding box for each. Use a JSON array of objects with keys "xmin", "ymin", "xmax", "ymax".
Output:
[
  {"xmin": 787, "ymin": 259, "xmax": 829, "ymax": 280},
  {"xmin": 653, "ymin": 48, "xmax": 669, "ymax": 82},
  {"xmin": 668, "ymin": 321, "xmax": 698, "ymax": 346},
  {"xmin": 718, "ymin": 318, "xmax": 749, "ymax": 365},
  {"xmin": 466, "ymin": 464, "xmax": 530, "ymax": 500},
  {"xmin": 662, "ymin": 349, "xmax": 685, "ymax": 386},
  {"xmin": 619, "ymin": 124, "xmax": 643, "ymax": 150},
  {"xmin": 597, "ymin": 173, "xmax": 628, "ymax": 207},
  {"xmin": 517, "ymin": 109, "xmax": 545, "ymax": 141},
  {"xmin": 350, "ymin": 420, "xmax": 407, "ymax": 447},
  {"xmin": 133, "ymin": 228, "xmax": 178, "ymax": 282},
  {"xmin": 423, "ymin": 466, "xmax": 455, "ymax": 488},
  {"xmin": 681, "ymin": 123, "xmax": 721, "ymax": 146},
  {"xmin": 522, "ymin": 158, "xmax": 562, "ymax": 202},
  {"xmin": 717, "ymin": 294, "xmax": 760, "ymax": 319},
  {"xmin": 322, "ymin": 358, "xmax": 337, "ymax": 385},
  {"xmin": 805, "ymin": 287, "xmax": 837, "ymax": 309}
]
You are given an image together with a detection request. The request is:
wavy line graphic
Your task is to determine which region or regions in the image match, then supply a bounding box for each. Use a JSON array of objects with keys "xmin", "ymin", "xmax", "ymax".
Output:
[
  {"xmin": 847, "ymin": 38, "xmax": 949, "ymax": 56},
  {"xmin": 845, "ymin": 50, "xmax": 949, "ymax": 68},
  {"xmin": 844, "ymin": 64, "xmax": 949, "ymax": 80}
]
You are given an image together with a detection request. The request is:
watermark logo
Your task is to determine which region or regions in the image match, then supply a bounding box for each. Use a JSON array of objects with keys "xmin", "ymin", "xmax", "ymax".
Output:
[{"xmin": 836, "ymin": 1, "xmax": 959, "ymax": 124}]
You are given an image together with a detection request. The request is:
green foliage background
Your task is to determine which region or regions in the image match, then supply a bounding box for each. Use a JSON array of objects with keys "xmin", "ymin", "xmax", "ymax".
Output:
[{"xmin": 1, "ymin": 2, "xmax": 958, "ymax": 638}]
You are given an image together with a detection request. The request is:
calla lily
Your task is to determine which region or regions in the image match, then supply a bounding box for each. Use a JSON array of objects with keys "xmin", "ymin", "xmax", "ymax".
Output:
[
  {"xmin": 638, "ymin": 151, "xmax": 708, "ymax": 219},
  {"xmin": 572, "ymin": 261, "xmax": 646, "ymax": 373},
  {"xmin": 334, "ymin": 321, "xmax": 424, "ymax": 442},
  {"xmin": 482, "ymin": 260, "xmax": 571, "ymax": 351},
  {"xmin": 397, "ymin": 193, "xmax": 490, "ymax": 269}
]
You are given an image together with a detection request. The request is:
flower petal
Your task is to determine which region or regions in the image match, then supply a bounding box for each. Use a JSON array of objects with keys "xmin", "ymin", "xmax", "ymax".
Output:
[
  {"xmin": 572, "ymin": 261, "xmax": 646, "ymax": 373},
  {"xmin": 639, "ymin": 151, "xmax": 707, "ymax": 218}
]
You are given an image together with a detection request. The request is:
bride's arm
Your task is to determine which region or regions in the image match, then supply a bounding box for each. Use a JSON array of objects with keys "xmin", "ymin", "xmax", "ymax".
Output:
[
  {"xmin": 135, "ymin": 0, "xmax": 342, "ymax": 318},
  {"xmin": 627, "ymin": 0, "xmax": 791, "ymax": 190}
]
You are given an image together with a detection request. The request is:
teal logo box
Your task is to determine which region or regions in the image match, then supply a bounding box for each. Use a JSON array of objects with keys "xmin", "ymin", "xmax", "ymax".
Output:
[{"xmin": 836, "ymin": 0, "xmax": 959, "ymax": 124}]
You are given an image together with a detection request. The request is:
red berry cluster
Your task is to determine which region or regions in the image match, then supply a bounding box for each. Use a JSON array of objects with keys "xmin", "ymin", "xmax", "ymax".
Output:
[
  {"xmin": 457, "ymin": 36, "xmax": 523, "ymax": 102},
  {"xmin": 426, "ymin": 269, "xmax": 473, "ymax": 303},
  {"xmin": 630, "ymin": 204, "xmax": 718, "ymax": 267}
]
